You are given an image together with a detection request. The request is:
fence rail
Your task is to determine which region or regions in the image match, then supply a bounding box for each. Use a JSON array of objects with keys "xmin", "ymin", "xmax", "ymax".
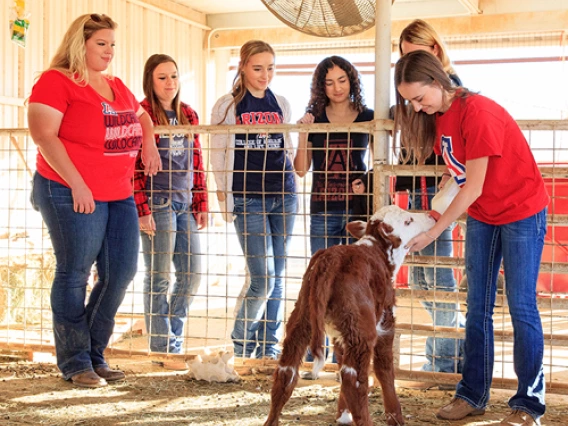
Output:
[{"xmin": 1, "ymin": 121, "xmax": 567, "ymax": 392}]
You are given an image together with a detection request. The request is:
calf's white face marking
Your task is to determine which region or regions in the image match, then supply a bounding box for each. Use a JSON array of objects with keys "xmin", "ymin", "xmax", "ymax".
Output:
[
  {"xmin": 369, "ymin": 205, "xmax": 435, "ymax": 277},
  {"xmin": 370, "ymin": 204, "xmax": 435, "ymax": 248}
]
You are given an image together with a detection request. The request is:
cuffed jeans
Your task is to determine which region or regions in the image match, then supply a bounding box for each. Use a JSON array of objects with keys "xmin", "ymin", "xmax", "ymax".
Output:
[
  {"xmin": 455, "ymin": 208, "xmax": 547, "ymax": 420},
  {"xmin": 141, "ymin": 196, "xmax": 202, "ymax": 353},
  {"xmin": 31, "ymin": 172, "xmax": 138, "ymax": 380},
  {"xmin": 409, "ymin": 187, "xmax": 465, "ymax": 373},
  {"xmin": 232, "ymin": 194, "xmax": 297, "ymax": 359}
]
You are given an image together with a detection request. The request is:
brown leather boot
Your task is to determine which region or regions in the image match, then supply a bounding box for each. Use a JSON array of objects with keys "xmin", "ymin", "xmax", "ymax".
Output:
[
  {"xmin": 71, "ymin": 371, "xmax": 107, "ymax": 388},
  {"xmin": 500, "ymin": 410, "xmax": 538, "ymax": 426},
  {"xmin": 437, "ymin": 398, "xmax": 486, "ymax": 420},
  {"xmin": 94, "ymin": 366, "xmax": 125, "ymax": 382}
]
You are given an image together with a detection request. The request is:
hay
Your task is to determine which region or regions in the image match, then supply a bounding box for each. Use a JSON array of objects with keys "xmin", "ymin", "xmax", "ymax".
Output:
[{"xmin": 0, "ymin": 251, "xmax": 55, "ymax": 325}]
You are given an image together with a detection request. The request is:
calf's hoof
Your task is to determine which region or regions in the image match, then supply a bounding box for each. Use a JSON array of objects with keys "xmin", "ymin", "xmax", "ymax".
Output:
[
  {"xmin": 386, "ymin": 411, "xmax": 405, "ymax": 425},
  {"xmin": 263, "ymin": 417, "xmax": 279, "ymax": 426},
  {"xmin": 336, "ymin": 409, "xmax": 353, "ymax": 424}
]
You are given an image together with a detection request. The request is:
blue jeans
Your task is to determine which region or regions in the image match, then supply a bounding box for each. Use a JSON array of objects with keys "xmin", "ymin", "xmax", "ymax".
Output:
[
  {"xmin": 141, "ymin": 197, "xmax": 202, "ymax": 353},
  {"xmin": 409, "ymin": 187, "xmax": 465, "ymax": 373},
  {"xmin": 306, "ymin": 210, "xmax": 351, "ymax": 363},
  {"xmin": 30, "ymin": 173, "xmax": 139, "ymax": 380},
  {"xmin": 232, "ymin": 194, "xmax": 297, "ymax": 359},
  {"xmin": 310, "ymin": 209, "xmax": 352, "ymax": 254},
  {"xmin": 456, "ymin": 208, "xmax": 547, "ymax": 420}
]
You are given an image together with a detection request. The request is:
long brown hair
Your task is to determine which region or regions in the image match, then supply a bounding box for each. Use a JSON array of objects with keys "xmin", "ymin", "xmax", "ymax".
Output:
[
  {"xmin": 142, "ymin": 54, "xmax": 189, "ymax": 126},
  {"xmin": 306, "ymin": 55, "xmax": 366, "ymax": 119},
  {"xmin": 48, "ymin": 13, "xmax": 117, "ymax": 85},
  {"xmin": 394, "ymin": 50, "xmax": 469, "ymax": 164},
  {"xmin": 216, "ymin": 40, "xmax": 275, "ymax": 124}
]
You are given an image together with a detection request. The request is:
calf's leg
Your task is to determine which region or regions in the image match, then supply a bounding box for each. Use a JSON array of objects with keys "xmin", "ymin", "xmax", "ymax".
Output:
[
  {"xmin": 337, "ymin": 335, "xmax": 374, "ymax": 426},
  {"xmin": 264, "ymin": 304, "xmax": 311, "ymax": 426},
  {"xmin": 373, "ymin": 311, "xmax": 404, "ymax": 425},
  {"xmin": 333, "ymin": 340, "xmax": 351, "ymax": 424}
]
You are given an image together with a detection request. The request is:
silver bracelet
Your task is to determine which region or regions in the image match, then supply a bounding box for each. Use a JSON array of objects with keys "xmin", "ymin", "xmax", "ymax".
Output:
[{"xmin": 425, "ymin": 232, "xmax": 436, "ymax": 240}]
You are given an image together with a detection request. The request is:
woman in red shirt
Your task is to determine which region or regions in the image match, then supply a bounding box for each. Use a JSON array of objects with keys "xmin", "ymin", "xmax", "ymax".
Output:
[
  {"xmin": 395, "ymin": 50, "xmax": 548, "ymax": 426},
  {"xmin": 28, "ymin": 13, "xmax": 160, "ymax": 388}
]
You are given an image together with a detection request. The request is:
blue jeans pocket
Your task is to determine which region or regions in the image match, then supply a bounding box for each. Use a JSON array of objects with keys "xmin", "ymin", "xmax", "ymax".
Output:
[
  {"xmin": 30, "ymin": 174, "xmax": 39, "ymax": 211},
  {"xmin": 150, "ymin": 196, "xmax": 171, "ymax": 210},
  {"xmin": 233, "ymin": 196, "xmax": 255, "ymax": 212}
]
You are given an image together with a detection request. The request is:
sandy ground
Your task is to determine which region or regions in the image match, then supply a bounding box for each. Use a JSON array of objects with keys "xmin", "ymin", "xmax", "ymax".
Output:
[{"xmin": 0, "ymin": 355, "xmax": 566, "ymax": 426}]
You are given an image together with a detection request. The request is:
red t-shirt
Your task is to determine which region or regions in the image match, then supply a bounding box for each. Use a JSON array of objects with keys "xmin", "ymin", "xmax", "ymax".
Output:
[
  {"xmin": 29, "ymin": 70, "xmax": 142, "ymax": 201},
  {"xmin": 434, "ymin": 94, "xmax": 549, "ymax": 225}
]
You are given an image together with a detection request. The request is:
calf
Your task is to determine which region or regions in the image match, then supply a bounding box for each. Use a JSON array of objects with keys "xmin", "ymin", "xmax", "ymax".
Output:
[{"xmin": 264, "ymin": 205, "xmax": 435, "ymax": 426}]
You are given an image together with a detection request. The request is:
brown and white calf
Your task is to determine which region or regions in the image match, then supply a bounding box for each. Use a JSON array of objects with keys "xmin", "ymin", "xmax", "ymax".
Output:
[{"xmin": 264, "ymin": 205, "xmax": 435, "ymax": 426}]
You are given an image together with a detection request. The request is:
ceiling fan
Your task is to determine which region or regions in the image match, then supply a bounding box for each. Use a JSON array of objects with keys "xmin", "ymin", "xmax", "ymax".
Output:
[{"xmin": 261, "ymin": 0, "xmax": 377, "ymax": 38}]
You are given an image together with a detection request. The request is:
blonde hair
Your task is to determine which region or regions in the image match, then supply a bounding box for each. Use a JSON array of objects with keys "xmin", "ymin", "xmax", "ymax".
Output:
[
  {"xmin": 399, "ymin": 19, "xmax": 456, "ymax": 76},
  {"xmin": 48, "ymin": 13, "xmax": 117, "ymax": 86},
  {"xmin": 217, "ymin": 40, "xmax": 275, "ymax": 124}
]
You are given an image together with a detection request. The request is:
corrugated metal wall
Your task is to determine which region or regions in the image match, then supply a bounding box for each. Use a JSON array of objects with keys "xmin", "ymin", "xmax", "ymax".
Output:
[{"xmin": 0, "ymin": 0, "xmax": 206, "ymax": 128}]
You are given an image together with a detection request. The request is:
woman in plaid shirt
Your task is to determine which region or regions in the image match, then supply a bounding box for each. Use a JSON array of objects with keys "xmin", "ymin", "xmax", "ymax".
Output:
[{"xmin": 133, "ymin": 54, "xmax": 208, "ymax": 369}]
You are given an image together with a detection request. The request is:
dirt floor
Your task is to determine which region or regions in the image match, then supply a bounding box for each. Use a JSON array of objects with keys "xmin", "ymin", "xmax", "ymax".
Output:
[{"xmin": 0, "ymin": 356, "xmax": 566, "ymax": 426}]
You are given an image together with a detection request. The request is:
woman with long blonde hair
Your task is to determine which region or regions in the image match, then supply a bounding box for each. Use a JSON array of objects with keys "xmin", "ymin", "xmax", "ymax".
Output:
[
  {"xmin": 28, "ymin": 13, "xmax": 160, "ymax": 388},
  {"xmin": 210, "ymin": 40, "xmax": 297, "ymax": 360}
]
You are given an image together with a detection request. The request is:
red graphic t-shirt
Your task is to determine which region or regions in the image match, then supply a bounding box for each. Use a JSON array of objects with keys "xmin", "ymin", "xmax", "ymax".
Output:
[
  {"xmin": 434, "ymin": 94, "xmax": 548, "ymax": 225},
  {"xmin": 29, "ymin": 70, "xmax": 142, "ymax": 201}
]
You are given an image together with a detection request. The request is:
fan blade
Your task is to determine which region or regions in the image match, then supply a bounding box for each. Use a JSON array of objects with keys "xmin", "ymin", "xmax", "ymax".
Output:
[{"xmin": 324, "ymin": 0, "xmax": 364, "ymax": 27}]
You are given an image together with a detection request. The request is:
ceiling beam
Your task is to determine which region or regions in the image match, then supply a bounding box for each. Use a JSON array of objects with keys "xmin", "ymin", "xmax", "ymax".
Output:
[
  {"xmin": 457, "ymin": 0, "xmax": 482, "ymax": 14},
  {"xmin": 135, "ymin": 0, "xmax": 209, "ymax": 29},
  {"xmin": 208, "ymin": 10, "xmax": 568, "ymax": 50}
]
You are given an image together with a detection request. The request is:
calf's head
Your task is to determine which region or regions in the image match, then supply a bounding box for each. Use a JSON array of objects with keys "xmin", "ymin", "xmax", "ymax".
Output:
[{"xmin": 347, "ymin": 205, "xmax": 435, "ymax": 276}]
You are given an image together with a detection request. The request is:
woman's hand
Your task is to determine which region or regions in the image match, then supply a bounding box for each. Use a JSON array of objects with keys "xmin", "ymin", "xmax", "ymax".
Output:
[
  {"xmin": 138, "ymin": 110, "xmax": 162, "ymax": 176},
  {"xmin": 139, "ymin": 214, "xmax": 156, "ymax": 237},
  {"xmin": 71, "ymin": 183, "xmax": 95, "ymax": 214},
  {"xmin": 352, "ymin": 179, "xmax": 366, "ymax": 194},
  {"xmin": 438, "ymin": 172, "xmax": 452, "ymax": 189},
  {"xmin": 216, "ymin": 190, "xmax": 226, "ymax": 202},
  {"xmin": 294, "ymin": 113, "xmax": 315, "ymax": 178},
  {"xmin": 141, "ymin": 141, "xmax": 161, "ymax": 176},
  {"xmin": 297, "ymin": 112, "xmax": 315, "ymax": 125},
  {"xmin": 196, "ymin": 212, "xmax": 208, "ymax": 230},
  {"xmin": 28, "ymin": 103, "xmax": 96, "ymax": 214},
  {"xmin": 404, "ymin": 231, "xmax": 437, "ymax": 252}
]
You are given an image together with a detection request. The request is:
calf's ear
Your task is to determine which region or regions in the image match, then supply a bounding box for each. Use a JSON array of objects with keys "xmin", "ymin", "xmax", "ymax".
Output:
[{"xmin": 346, "ymin": 220, "xmax": 367, "ymax": 239}]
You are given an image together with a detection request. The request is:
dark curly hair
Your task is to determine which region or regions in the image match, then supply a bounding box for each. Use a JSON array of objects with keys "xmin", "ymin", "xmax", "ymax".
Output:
[{"xmin": 306, "ymin": 56, "xmax": 366, "ymax": 119}]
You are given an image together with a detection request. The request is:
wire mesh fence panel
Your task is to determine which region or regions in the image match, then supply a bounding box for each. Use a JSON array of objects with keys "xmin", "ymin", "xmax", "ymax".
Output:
[{"xmin": 1, "ymin": 120, "xmax": 568, "ymax": 392}]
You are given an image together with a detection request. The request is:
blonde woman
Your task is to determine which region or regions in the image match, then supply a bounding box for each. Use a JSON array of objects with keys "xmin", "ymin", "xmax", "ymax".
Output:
[
  {"xmin": 210, "ymin": 40, "xmax": 297, "ymax": 360},
  {"xmin": 397, "ymin": 19, "xmax": 465, "ymax": 380},
  {"xmin": 28, "ymin": 13, "xmax": 160, "ymax": 387}
]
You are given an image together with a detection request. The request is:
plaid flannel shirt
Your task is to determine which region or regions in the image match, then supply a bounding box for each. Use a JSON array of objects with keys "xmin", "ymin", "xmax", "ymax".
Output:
[{"xmin": 133, "ymin": 99, "xmax": 208, "ymax": 217}]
